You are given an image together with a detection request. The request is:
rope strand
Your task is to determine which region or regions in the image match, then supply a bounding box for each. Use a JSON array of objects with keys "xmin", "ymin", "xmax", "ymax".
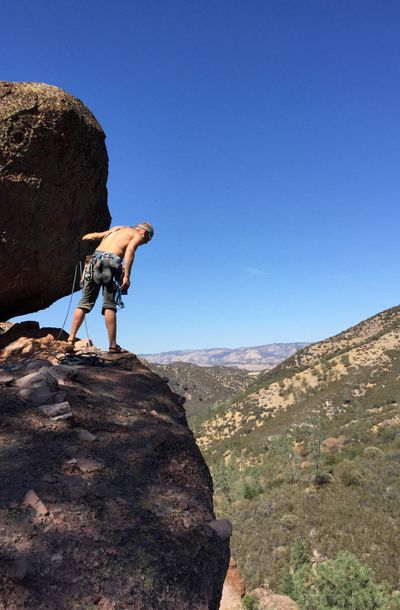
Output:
[
  {"xmin": 79, "ymin": 259, "xmax": 91, "ymax": 343},
  {"xmin": 57, "ymin": 263, "xmax": 79, "ymax": 341}
]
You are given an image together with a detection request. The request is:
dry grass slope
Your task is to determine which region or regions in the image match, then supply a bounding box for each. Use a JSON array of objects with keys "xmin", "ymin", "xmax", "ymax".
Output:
[{"xmin": 194, "ymin": 305, "xmax": 400, "ymax": 594}]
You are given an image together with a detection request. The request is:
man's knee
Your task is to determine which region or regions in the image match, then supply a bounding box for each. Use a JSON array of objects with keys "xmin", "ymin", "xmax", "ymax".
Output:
[
  {"xmin": 77, "ymin": 303, "xmax": 94, "ymax": 314},
  {"xmin": 102, "ymin": 306, "xmax": 117, "ymax": 316}
]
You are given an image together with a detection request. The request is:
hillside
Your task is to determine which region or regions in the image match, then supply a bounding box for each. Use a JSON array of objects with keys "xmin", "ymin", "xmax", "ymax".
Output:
[
  {"xmin": 144, "ymin": 361, "xmax": 255, "ymax": 421},
  {"xmin": 193, "ymin": 306, "xmax": 400, "ymax": 599},
  {"xmin": 141, "ymin": 343, "xmax": 309, "ymax": 371}
]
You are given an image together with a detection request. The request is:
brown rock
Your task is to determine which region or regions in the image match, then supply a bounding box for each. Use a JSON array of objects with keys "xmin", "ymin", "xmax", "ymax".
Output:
[
  {"xmin": 76, "ymin": 428, "xmax": 97, "ymax": 442},
  {"xmin": 2, "ymin": 337, "xmax": 38, "ymax": 359},
  {"xmin": 76, "ymin": 457, "xmax": 104, "ymax": 473},
  {"xmin": 252, "ymin": 587, "xmax": 300, "ymax": 610},
  {"xmin": 22, "ymin": 489, "xmax": 48, "ymax": 516},
  {"xmin": 39, "ymin": 334, "xmax": 55, "ymax": 346},
  {"xmin": 0, "ymin": 81, "xmax": 110, "ymax": 320},
  {"xmin": 8, "ymin": 555, "xmax": 30, "ymax": 582},
  {"xmin": 220, "ymin": 557, "xmax": 245, "ymax": 610},
  {"xmin": 97, "ymin": 597, "xmax": 116, "ymax": 610},
  {"xmin": 322, "ymin": 436, "xmax": 347, "ymax": 451},
  {"xmin": 74, "ymin": 339, "xmax": 93, "ymax": 350}
]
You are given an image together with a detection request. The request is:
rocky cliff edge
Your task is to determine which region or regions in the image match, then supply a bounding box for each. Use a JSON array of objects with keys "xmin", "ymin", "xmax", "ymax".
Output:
[{"xmin": 0, "ymin": 323, "xmax": 230, "ymax": 609}]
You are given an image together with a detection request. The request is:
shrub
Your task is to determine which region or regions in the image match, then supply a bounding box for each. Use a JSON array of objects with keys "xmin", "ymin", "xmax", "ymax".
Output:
[
  {"xmin": 242, "ymin": 593, "xmax": 260, "ymax": 610},
  {"xmin": 337, "ymin": 460, "xmax": 363, "ymax": 487},
  {"xmin": 279, "ymin": 513, "xmax": 299, "ymax": 530},
  {"xmin": 341, "ymin": 354, "xmax": 350, "ymax": 367},
  {"xmin": 363, "ymin": 446, "xmax": 384, "ymax": 459},
  {"xmin": 212, "ymin": 460, "xmax": 237, "ymax": 503},
  {"xmin": 292, "ymin": 551, "xmax": 399, "ymax": 610},
  {"xmin": 379, "ymin": 427, "xmax": 399, "ymax": 442},
  {"xmin": 242, "ymin": 479, "xmax": 262, "ymax": 500},
  {"xmin": 269, "ymin": 433, "xmax": 301, "ymax": 483},
  {"xmin": 314, "ymin": 470, "xmax": 334, "ymax": 486}
]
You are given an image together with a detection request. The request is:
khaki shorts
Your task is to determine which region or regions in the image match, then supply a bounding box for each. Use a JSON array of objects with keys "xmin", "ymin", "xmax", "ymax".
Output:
[
  {"xmin": 78, "ymin": 277, "xmax": 118, "ymax": 315},
  {"xmin": 78, "ymin": 251, "xmax": 123, "ymax": 315}
]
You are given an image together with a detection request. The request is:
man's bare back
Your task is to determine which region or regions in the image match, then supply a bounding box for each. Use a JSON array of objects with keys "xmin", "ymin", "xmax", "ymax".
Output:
[{"xmin": 96, "ymin": 226, "xmax": 141, "ymax": 258}]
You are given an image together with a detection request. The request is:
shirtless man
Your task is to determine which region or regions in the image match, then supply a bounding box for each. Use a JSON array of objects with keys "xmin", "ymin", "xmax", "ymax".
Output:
[{"xmin": 67, "ymin": 222, "xmax": 154, "ymax": 353}]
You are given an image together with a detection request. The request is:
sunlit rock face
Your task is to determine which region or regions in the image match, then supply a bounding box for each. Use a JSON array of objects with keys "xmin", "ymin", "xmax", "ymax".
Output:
[{"xmin": 0, "ymin": 81, "xmax": 110, "ymax": 320}]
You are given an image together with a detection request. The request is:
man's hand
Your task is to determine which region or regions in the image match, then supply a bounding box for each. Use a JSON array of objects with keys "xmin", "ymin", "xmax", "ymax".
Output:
[{"xmin": 121, "ymin": 276, "xmax": 131, "ymax": 294}]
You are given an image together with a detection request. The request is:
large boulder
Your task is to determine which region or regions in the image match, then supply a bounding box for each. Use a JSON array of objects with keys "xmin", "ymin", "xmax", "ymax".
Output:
[{"xmin": 0, "ymin": 81, "xmax": 111, "ymax": 320}]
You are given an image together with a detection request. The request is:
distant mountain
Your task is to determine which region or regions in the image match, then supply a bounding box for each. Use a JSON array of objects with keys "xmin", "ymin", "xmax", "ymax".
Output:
[
  {"xmin": 140, "ymin": 342, "xmax": 309, "ymax": 371},
  {"xmin": 144, "ymin": 361, "xmax": 255, "ymax": 420},
  {"xmin": 195, "ymin": 305, "xmax": 400, "ymax": 596}
]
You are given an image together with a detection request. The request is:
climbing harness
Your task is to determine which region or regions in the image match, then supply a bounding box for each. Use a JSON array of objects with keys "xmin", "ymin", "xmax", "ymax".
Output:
[{"xmin": 83, "ymin": 251, "xmax": 125, "ymax": 310}]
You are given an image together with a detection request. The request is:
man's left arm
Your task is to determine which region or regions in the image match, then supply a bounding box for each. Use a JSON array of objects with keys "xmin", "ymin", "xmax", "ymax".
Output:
[{"xmin": 120, "ymin": 235, "xmax": 145, "ymax": 292}]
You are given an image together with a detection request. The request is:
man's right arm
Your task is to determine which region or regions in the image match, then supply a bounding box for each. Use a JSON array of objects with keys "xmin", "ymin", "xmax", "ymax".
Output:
[
  {"xmin": 81, "ymin": 230, "xmax": 108, "ymax": 241},
  {"xmin": 81, "ymin": 227, "xmax": 123, "ymax": 241}
]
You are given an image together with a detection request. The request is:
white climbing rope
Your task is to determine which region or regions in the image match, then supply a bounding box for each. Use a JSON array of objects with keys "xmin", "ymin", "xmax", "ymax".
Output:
[{"xmin": 57, "ymin": 261, "xmax": 91, "ymax": 343}]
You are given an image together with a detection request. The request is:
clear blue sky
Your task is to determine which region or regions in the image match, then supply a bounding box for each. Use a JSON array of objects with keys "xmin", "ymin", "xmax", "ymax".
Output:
[{"xmin": 5, "ymin": 0, "xmax": 400, "ymax": 353}]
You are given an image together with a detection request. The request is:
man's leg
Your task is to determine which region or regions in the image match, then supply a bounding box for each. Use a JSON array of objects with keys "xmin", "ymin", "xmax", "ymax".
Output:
[
  {"xmin": 68, "ymin": 277, "xmax": 99, "ymax": 345},
  {"xmin": 104, "ymin": 308, "xmax": 117, "ymax": 349},
  {"xmin": 68, "ymin": 308, "xmax": 87, "ymax": 343}
]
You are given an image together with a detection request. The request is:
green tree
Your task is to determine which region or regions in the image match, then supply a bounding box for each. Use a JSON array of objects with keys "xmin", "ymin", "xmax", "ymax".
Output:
[
  {"xmin": 305, "ymin": 416, "xmax": 329, "ymax": 484},
  {"xmin": 279, "ymin": 563, "xmax": 295, "ymax": 597},
  {"xmin": 269, "ymin": 433, "xmax": 301, "ymax": 483},
  {"xmin": 212, "ymin": 460, "xmax": 236, "ymax": 504},
  {"xmin": 292, "ymin": 551, "xmax": 400, "ymax": 610},
  {"xmin": 290, "ymin": 537, "xmax": 310, "ymax": 571}
]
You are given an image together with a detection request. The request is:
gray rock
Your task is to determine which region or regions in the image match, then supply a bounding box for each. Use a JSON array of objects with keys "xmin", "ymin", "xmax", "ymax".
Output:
[
  {"xmin": 15, "ymin": 368, "xmax": 58, "ymax": 390},
  {"xmin": 0, "ymin": 370, "xmax": 14, "ymax": 385},
  {"xmin": 19, "ymin": 386, "xmax": 56, "ymax": 406},
  {"xmin": 39, "ymin": 401, "xmax": 73, "ymax": 420},
  {"xmin": 76, "ymin": 429, "xmax": 97, "ymax": 442},
  {"xmin": 208, "ymin": 519, "xmax": 233, "ymax": 539},
  {"xmin": 21, "ymin": 360, "xmax": 52, "ymax": 373},
  {"xmin": 75, "ymin": 457, "xmax": 104, "ymax": 473},
  {"xmin": 51, "ymin": 365, "xmax": 80, "ymax": 382}
]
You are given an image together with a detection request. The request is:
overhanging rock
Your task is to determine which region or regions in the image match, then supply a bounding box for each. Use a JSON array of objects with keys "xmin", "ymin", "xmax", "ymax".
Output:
[{"xmin": 0, "ymin": 81, "xmax": 111, "ymax": 320}]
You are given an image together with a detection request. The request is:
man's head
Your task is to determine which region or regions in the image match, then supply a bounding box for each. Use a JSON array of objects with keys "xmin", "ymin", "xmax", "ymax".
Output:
[{"xmin": 134, "ymin": 222, "xmax": 154, "ymax": 244}]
